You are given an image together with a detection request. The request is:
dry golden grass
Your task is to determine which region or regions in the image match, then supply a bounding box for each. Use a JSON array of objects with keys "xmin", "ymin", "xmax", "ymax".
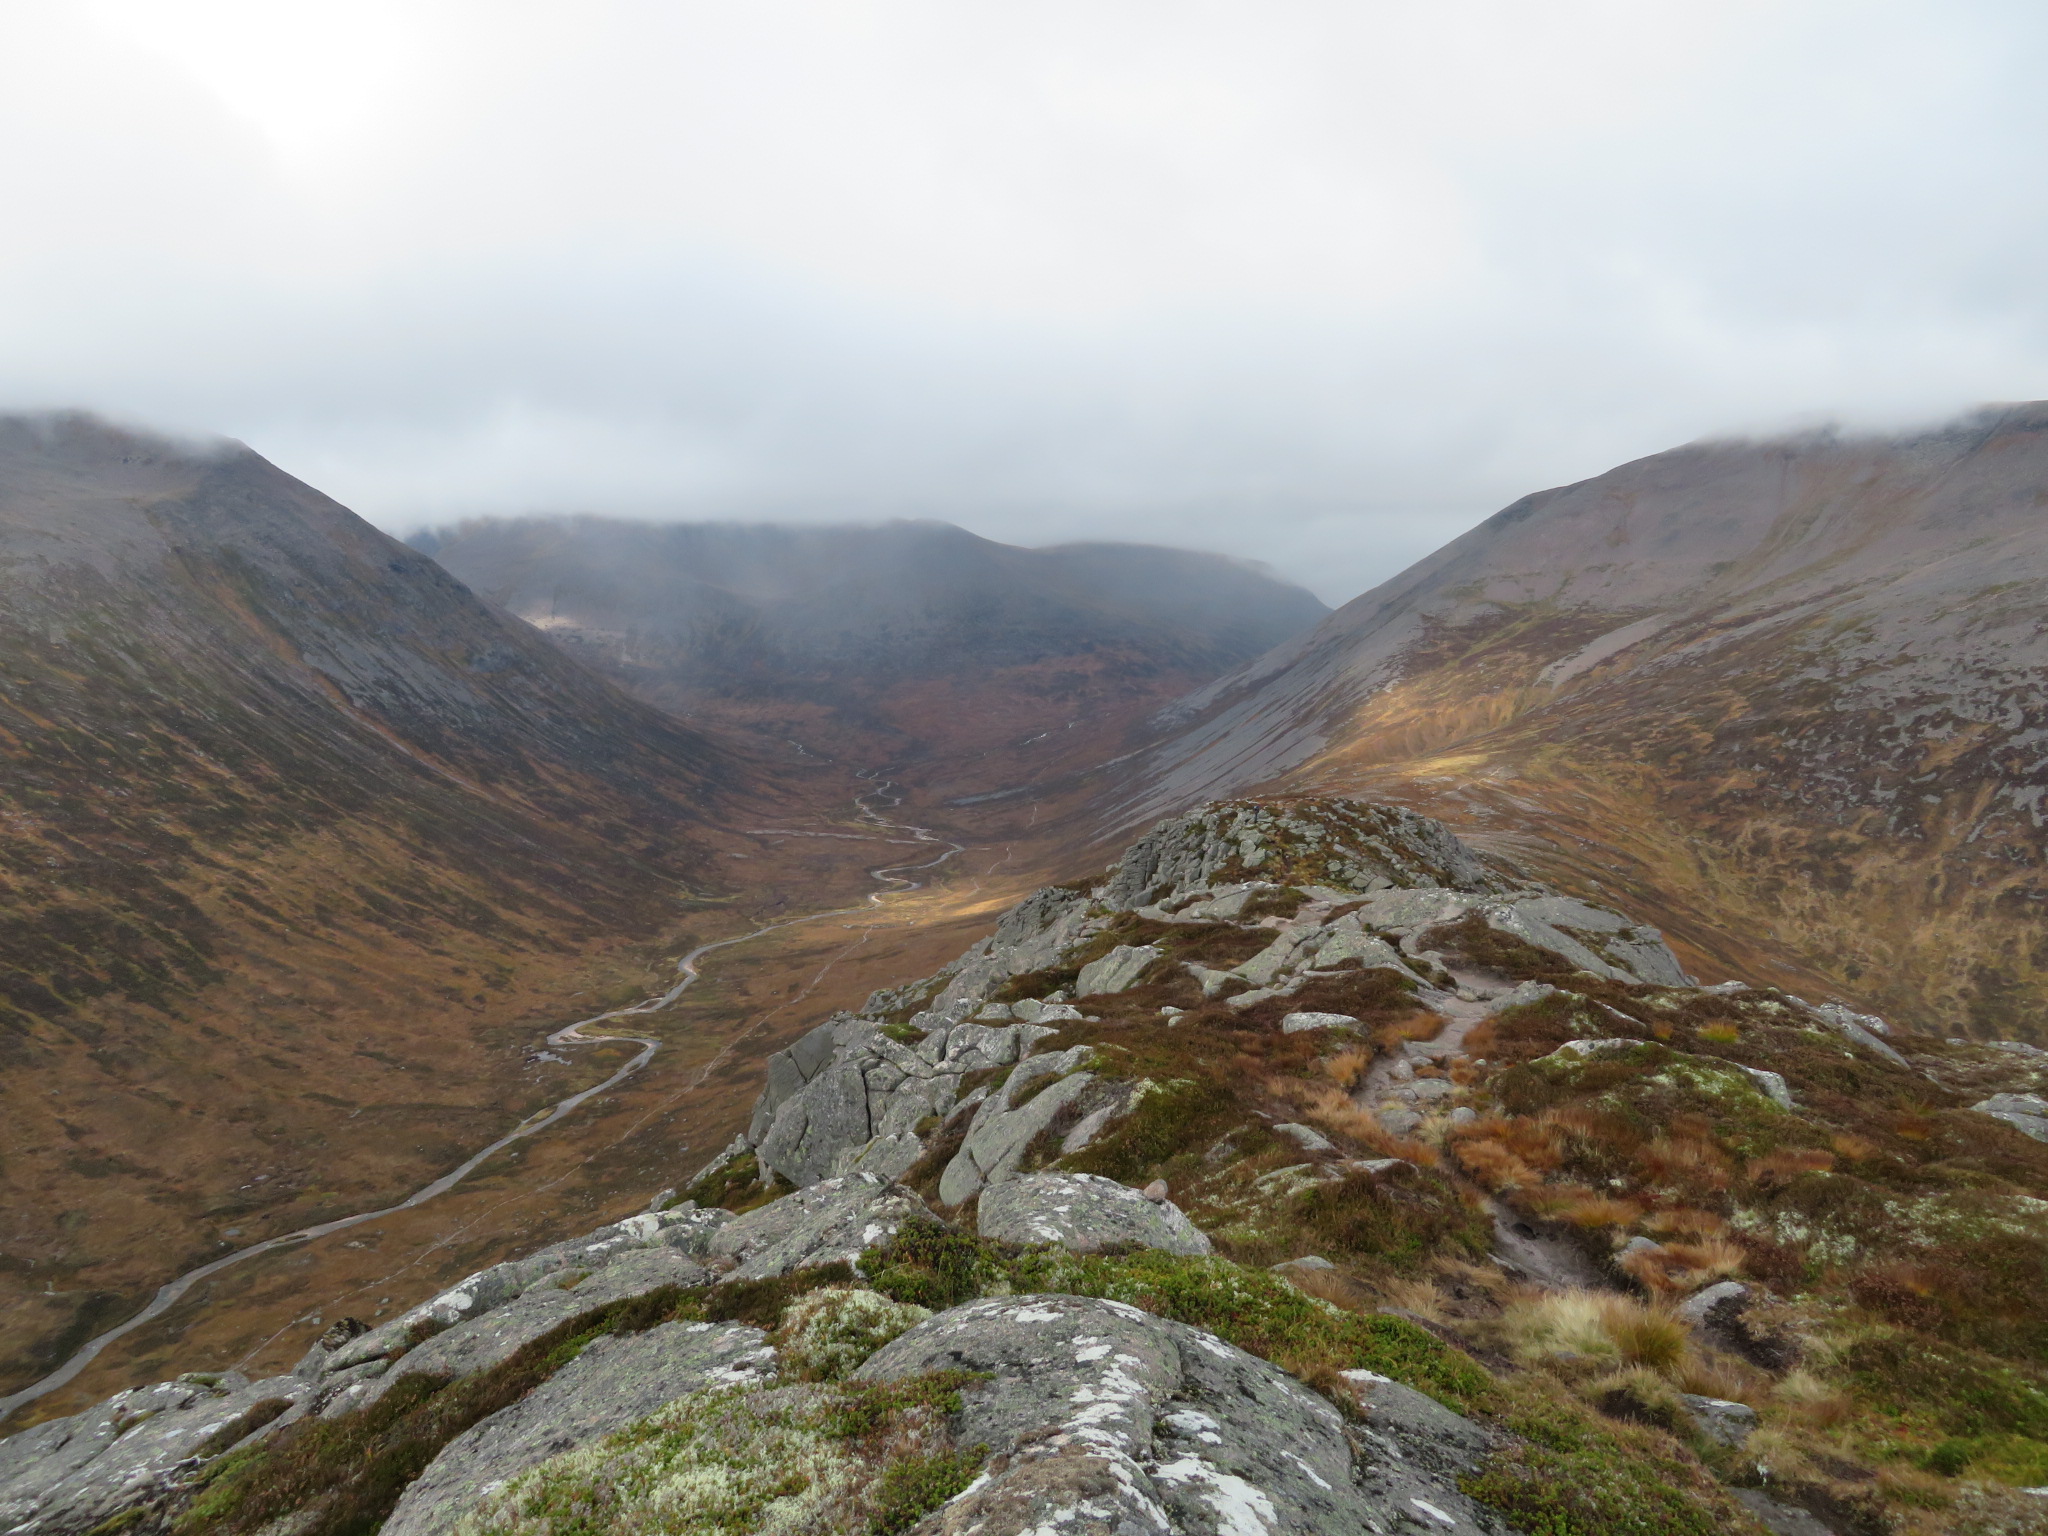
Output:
[
  {"xmin": 1745, "ymin": 1147, "xmax": 1836, "ymax": 1184},
  {"xmin": 1635, "ymin": 1135, "xmax": 1733, "ymax": 1193},
  {"xmin": 1621, "ymin": 1237, "xmax": 1745, "ymax": 1295},
  {"xmin": 1264, "ymin": 1076, "xmax": 1440, "ymax": 1164},
  {"xmin": 1276, "ymin": 1261, "xmax": 1377, "ymax": 1312},
  {"xmin": 1642, "ymin": 1207, "xmax": 1729, "ymax": 1241},
  {"xmin": 1503, "ymin": 1290, "xmax": 1692, "ymax": 1376},
  {"xmin": 1829, "ymin": 1131, "xmax": 1881, "ymax": 1161},
  {"xmin": 1769, "ymin": 1369, "xmax": 1857, "ymax": 1431},
  {"xmin": 1321, "ymin": 1048, "xmax": 1372, "ymax": 1090},
  {"xmin": 1378, "ymin": 1011, "xmax": 1449, "ymax": 1046}
]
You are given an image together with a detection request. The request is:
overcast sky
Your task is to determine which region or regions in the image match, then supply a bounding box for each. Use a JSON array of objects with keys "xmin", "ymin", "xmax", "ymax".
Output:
[{"xmin": 4, "ymin": 1, "xmax": 2047, "ymax": 602}]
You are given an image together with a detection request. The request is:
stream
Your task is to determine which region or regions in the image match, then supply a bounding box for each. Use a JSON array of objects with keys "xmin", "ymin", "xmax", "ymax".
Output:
[{"xmin": 0, "ymin": 776, "xmax": 963, "ymax": 1425}]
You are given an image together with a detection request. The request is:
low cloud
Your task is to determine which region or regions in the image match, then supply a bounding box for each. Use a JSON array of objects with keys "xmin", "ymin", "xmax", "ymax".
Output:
[{"xmin": 4, "ymin": 1, "xmax": 2046, "ymax": 602}]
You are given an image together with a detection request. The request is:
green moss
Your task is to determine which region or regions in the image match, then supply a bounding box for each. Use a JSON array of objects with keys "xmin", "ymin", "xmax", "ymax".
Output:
[
  {"xmin": 862, "ymin": 1220, "xmax": 1006, "ymax": 1311},
  {"xmin": 1009, "ymin": 1248, "xmax": 1495, "ymax": 1414},
  {"xmin": 1462, "ymin": 1383, "xmax": 1734, "ymax": 1536},
  {"xmin": 1844, "ymin": 1333, "xmax": 2048, "ymax": 1439},
  {"xmin": 1289, "ymin": 1166, "xmax": 1493, "ymax": 1273},
  {"xmin": 867, "ymin": 1447, "xmax": 986, "ymax": 1535},
  {"xmin": 683, "ymin": 1149, "xmax": 765, "ymax": 1211}
]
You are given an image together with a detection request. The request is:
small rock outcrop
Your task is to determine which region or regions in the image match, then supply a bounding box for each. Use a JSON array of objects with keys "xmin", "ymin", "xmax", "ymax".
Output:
[
  {"xmin": 706, "ymin": 1174, "xmax": 927, "ymax": 1281},
  {"xmin": 976, "ymin": 1172, "xmax": 1212, "ymax": 1256}
]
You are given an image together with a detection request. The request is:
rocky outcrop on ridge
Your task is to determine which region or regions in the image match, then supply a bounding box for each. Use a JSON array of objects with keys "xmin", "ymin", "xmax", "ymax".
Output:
[{"xmin": 729, "ymin": 797, "xmax": 1690, "ymax": 1204}]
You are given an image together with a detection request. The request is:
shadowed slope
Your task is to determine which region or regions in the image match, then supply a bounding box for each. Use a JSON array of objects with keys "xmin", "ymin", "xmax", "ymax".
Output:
[{"xmin": 0, "ymin": 415, "xmax": 769, "ymax": 1394}]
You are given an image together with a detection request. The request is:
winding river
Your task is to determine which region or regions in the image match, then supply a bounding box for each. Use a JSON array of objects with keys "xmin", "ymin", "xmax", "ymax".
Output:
[{"xmin": 0, "ymin": 777, "xmax": 963, "ymax": 1425}]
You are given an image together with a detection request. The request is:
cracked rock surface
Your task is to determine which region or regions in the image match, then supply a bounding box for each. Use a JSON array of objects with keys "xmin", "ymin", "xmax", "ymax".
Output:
[{"xmin": 856, "ymin": 1293, "xmax": 1516, "ymax": 1536}]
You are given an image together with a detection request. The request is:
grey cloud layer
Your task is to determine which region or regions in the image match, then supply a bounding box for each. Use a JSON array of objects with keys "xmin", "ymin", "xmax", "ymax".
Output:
[{"xmin": 4, "ymin": 0, "xmax": 2047, "ymax": 602}]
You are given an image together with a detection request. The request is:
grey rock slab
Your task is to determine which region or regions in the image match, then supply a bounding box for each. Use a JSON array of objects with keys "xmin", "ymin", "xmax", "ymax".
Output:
[
  {"xmin": 1736, "ymin": 1065, "xmax": 1795, "ymax": 1109},
  {"xmin": 977, "ymin": 1172, "xmax": 1212, "ymax": 1257},
  {"xmin": 706, "ymin": 1173, "xmax": 929, "ymax": 1281},
  {"xmin": 1806, "ymin": 1002, "xmax": 1912, "ymax": 1069},
  {"xmin": 1011, "ymin": 998, "xmax": 1084, "ymax": 1024},
  {"xmin": 359, "ymin": 1287, "xmax": 595, "ymax": 1408},
  {"xmin": 553, "ymin": 1247, "xmax": 711, "ymax": 1307},
  {"xmin": 1677, "ymin": 1280, "xmax": 1751, "ymax": 1328},
  {"xmin": 380, "ymin": 1321, "xmax": 775, "ymax": 1536},
  {"xmin": 320, "ymin": 1207, "xmax": 722, "ymax": 1376},
  {"xmin": 1308, "ymin": 923, "xmax": 1418, "ymax": 977},
  {"xmin": 859, "ymin": 1293, "xmax": 1508, "ymax": 1536},
  {"xmin": 1274, "ymin": 1122, "xmax": 1338, "ymax": 1155},
  {"xmin": 1232, "ymin": 927, "xmax": 1321, "ymax": 987},
  {"xmin": 1281, "ymin": 1010, "xmax": 1361, "ymax": 1034},
  {"xmin": 1679, "ymin": 1393, "xmax": 1758, "ymax": 1447},
  {"xmin": 0, "ymin": 1373, "xmax": 312, "ymax": 1535},
  {"xmin": 833, "ymin": 1130, "xmax": 928, "ymax": 1183},
  {"xmin": 1730, "ymin": 1488, "xmax": 1840, "ymax": 1536},
  {"xmin": 755, "ymin": 1057, "xmax": 875, "ymax": 1188},
  {"xmin": 1972, "ymin": 1092, "xmax": 2048, "ymax": 1142},
  {"xmin": 940, "ymin": 1071, "xmax": 1097, "ymax": 1205},
  {"xmin": 1077, "ymin": 944, "xmax": 1164, "ymax": 996}
]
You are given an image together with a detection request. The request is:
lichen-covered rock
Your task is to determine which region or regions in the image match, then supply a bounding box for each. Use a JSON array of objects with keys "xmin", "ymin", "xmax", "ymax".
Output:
[
  {"xmin": 381, "ymin": 1320, "xmax": 776, "ymax": 1536},
  {"xmin": 314, "ymin": 1204, "xmax": 727, "ymax": 1378},
  {"xmin": 855, "ymin": 1293, "xmax": 1512, "ymax": 1535},
  {"xmin": 939, "ymin": 1048, "xmax": 1097, "ymax": 1206},
  {"xmin": 752, "ymin": 1015, "xmax": 1064, "ymax": 1189},
  {"xmin": 342, "ymin": 1246, "xmax": 718, "ymax": 1415},
  {"xmin": 976, "ymin": 1172, "xmax": 1213, "ymax": 1257},
  {"xmin": 1679, "ymin": 1393, "xmax": 1758, "ymax": 1447},
  {"xmin": 0, "ymin": 1372, "xmax": 312, "ymax": 1535},
  {"xmin": 1076, "ymin": 943, "xmax": 1163, "ymax": 996},
  {"xmin": 775, "ymin": 1286, "xmax": 933, "ymax": 1380},
  {"xmin": 706, "ymin": 1173, "xmax": 929, "ymax": 1281}
]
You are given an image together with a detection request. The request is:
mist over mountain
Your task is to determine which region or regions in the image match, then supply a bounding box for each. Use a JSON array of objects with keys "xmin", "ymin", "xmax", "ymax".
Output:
[
  {"xmin": 1116, "ymin": 403, "xmax": 2048, "ymax": 1039},
  {"xmin": 419, "ymin": 516, "xmax": 1327, "ymax": 790}
]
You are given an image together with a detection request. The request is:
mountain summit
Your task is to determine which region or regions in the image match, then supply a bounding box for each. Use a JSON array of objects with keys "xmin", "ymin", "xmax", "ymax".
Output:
[{"xmin": 1118, "ymin": 404, "xmax": 2048, "ymax": 1038}]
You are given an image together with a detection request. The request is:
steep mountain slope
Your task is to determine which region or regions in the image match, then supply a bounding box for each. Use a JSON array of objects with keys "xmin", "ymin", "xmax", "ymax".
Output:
[
  {"xmin": 1115, "ymin": 405, "xmax": 2048, "ymax": 1039},
  {"xmin": 418, "ymin": 516, "xmax": 1326, "ymax": 793},
  {"xmin": 0, "ymin": 415, "xmax": 777, "ymax": 1395}
]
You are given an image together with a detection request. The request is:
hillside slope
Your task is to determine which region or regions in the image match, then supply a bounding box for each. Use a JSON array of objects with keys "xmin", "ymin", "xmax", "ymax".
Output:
[
  {"xmin": 0, "ymin": 415, "xmax": 768, "ymax": 1394},
  {"xmin": 419, "ymin": 516, "xmax": 1327, "ymax": 793},
  {"xmin": 1114, "ymin": 405, "xmax": 2048, "ymax": 1038}
]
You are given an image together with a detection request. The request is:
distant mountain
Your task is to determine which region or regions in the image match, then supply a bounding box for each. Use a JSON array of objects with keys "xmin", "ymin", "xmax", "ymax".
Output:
[
  {"xmin": 0, "ymin": 416, "xmax": 751, "ymax": 1393},
  {"xmin": 418, "ymin": 517, "xmax": 1327, "ymax": 792},
  {"xmin": 1116, "ymin": 404, "xmax": 2048, "ymax": 1039}
]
